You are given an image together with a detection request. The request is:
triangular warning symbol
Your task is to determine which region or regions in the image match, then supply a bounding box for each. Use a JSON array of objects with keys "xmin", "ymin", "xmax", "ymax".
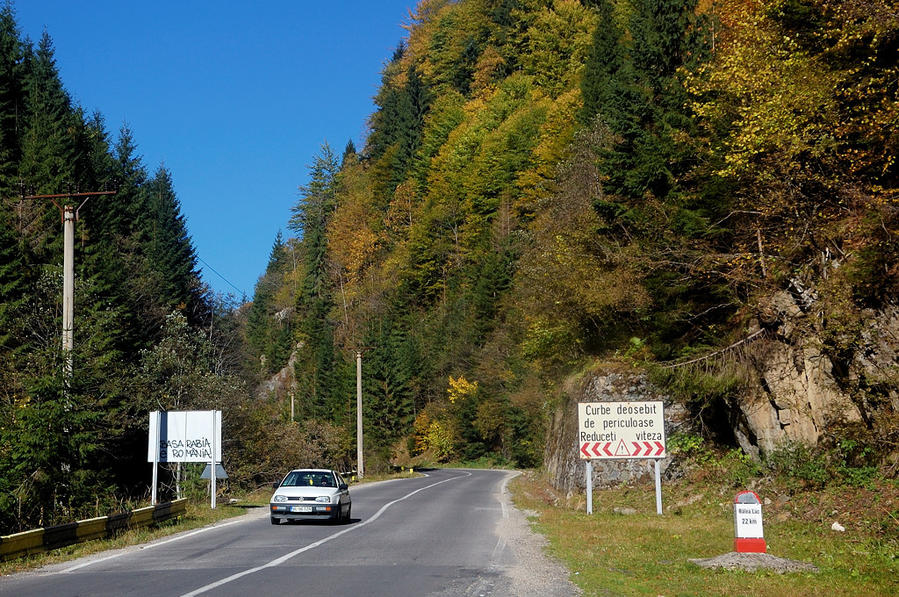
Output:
[{"xmin": 614, "ymin": 439, "xmax": 631, "ymax": 456}]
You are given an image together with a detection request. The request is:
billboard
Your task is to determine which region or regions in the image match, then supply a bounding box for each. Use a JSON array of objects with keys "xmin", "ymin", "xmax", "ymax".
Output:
[{"xmin": 147, "ymin": 410, "xmax": 222, "ymax": 463}]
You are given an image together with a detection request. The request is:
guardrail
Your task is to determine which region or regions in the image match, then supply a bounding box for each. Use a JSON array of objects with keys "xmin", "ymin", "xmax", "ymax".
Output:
[{"xmin": 0, "ymin": 499, "xmax": 187, "ymax": 561}]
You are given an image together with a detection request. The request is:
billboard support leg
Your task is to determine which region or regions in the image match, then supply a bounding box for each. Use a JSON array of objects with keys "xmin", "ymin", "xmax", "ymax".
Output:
[
  {"xmin": 211, "ymin": 412, "xmax": 218, "ymax": 509},
  {"xmin": 151, "ymin": 411, "xmax": 160, "ymax": 506}
]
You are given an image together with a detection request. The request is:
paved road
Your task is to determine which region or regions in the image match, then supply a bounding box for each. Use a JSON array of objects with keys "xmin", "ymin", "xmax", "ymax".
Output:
[{"xmin": 0, "ymin": 469, "xmax": 527, "ymax": 597}]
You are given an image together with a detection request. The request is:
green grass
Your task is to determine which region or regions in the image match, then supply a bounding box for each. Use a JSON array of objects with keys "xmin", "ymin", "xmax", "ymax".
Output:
[{"xmin": 510, "ymin": 472, "xmax": 899, "ymax": 596}]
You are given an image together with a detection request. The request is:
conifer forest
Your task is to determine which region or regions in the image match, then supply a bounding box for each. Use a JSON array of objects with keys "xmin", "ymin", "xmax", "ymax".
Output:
[{"xmin": 1, "ymin": 0, "xmax": 897, "ymax": 532}]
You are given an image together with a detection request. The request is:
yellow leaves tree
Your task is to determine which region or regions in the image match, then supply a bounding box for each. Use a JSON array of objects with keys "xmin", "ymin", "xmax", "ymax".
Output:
[
  {"xmin": 687, "ymin": 0, "xmax": 841, "ymax": 187},
  {"xmin": 515, "ymin": 121, "xmax": 651, "ymax": 365},
  {"xmin": 328, "ymin": 157, "xmax": 379, "ymax": 284},
  {"xmin": 516, "ymin": 87, "xmax": 582, "ymax": 215},
  {"xmin": 447, "ymin": 374, "xmax": 478, "ymax": 404},
  {"xmin": 683, "ymin": 0, "xmax": 899, "ymax": 319},
  {"xmin": 520, "ymin": 0, "xmax": 597, "ymax": 98}
]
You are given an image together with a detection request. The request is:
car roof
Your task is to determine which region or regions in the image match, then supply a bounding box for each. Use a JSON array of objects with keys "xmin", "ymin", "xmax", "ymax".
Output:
[{"xmin": 288, "ymin": 468, "xmax": 334, "ymax": 473}]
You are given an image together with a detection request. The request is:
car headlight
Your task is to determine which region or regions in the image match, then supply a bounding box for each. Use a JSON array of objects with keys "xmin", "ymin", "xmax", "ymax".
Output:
[
  {"xmin": 273, "ymin": 495, "xmax": 288, "ymax": 503},
  {"xmin": 315, "ymin": 496, "xmax": 331, "ymax": 503}
]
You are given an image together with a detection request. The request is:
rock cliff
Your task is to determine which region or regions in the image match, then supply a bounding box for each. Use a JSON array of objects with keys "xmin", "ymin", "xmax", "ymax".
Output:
[
  {"xmin": 733, "ymin": 289, "xmax": 899, "ymax": 460},
  {"xmin": 544, "ymin": 290, "xmax": 899, "ymax": 492}
]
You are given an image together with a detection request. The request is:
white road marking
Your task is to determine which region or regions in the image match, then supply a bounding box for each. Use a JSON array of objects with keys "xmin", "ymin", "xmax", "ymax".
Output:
[
  {"xmin": 180, "ymin": 472, "xmax": 472, "ymax": 597},
  {"xmin": 499, "ymin": 470, "xmax": 520, "ymax": 520},
  {"xmin": 62, "ymin": 516, "xmax": 255, "ymax": 573}
]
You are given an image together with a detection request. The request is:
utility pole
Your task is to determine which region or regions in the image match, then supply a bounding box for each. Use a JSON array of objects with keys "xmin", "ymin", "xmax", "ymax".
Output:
[
  {"xmin": 24, "ymin": 191, "xmax": 116, "ymax": 382},
  {"xmin": 355, "ymin": 350, "xmax": 364, "ymax": 479},
  {"xmin": 62, "ymin": 204, "xmax": 75, "ymax": 378}
]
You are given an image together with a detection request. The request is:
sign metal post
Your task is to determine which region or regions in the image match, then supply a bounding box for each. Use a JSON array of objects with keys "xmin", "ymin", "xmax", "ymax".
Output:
[
  {"xmin": 586, "ymin": 460, "xmax": 593, "ymax": 515},
  {"xmin": 654, "ymin": 459, "xmax": 662, "ymax": 515},
  {"xmin": 151, "ymin": 410, "xmax": 160, "ymax": 505},
  {"xmin": 210, "ymin": 410, "xmax": 218, "ymax": 509}
]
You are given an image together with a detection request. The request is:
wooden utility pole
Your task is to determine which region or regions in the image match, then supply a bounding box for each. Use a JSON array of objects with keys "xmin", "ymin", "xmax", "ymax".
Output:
[{"xmin": 24, "ymin": 191, "xmax": 116, "ymax": 382}]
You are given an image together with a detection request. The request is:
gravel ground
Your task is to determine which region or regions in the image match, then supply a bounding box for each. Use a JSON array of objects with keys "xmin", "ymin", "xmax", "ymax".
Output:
[
  {"xmin": 488, "ymin": 472, "xmax": 582, "ymax": 597},
  {"xmin": 688, "ymin": 552, "xmax": 819, "ymax": 573}
]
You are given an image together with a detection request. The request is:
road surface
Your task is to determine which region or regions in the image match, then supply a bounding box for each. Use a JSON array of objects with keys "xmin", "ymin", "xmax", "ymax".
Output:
[{"xmin": 0, "ymin": 468, "xmax": 577, "ymax": 597}]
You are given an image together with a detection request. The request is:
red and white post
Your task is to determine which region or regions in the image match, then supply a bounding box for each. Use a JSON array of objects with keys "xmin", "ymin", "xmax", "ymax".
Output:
[{"xmin": 734, "ymin": 490, "xmax": 766, "ymax": 553}]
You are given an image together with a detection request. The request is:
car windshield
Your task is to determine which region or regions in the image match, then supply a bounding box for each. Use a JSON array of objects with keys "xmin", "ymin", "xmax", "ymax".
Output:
[{"xmin": 282, "ymin": 471, "xmax": 335, "ymax": 488}]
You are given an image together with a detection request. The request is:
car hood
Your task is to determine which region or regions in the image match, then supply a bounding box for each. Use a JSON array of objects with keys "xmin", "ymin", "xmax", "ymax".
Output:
[{"xmin": 271, "ymin": 486, "xmax": 339, "ymax": 500}]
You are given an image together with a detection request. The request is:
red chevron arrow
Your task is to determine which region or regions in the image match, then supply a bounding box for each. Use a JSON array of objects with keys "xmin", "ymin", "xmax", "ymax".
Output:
[
  {"xmin": 632, "ymin": 441, "xmax": 642, "ymax": 456},
  {"xmin": 603, "ymin": 442, "xmax": 614, "ymax": 457},
  {"xmin": 591, "ymin": 443, "xmax": 603, "ymax": 457},
  {"xmin": 580, "ymin": 443, "xmax": 591, "ymax": 458},
  {"xmin": 643, "ymin": 441, "xmax": 652, "ymax": 455},
  {"xmin": 654, "ymin": 441, "xmax": 665, "ymax": 456}
]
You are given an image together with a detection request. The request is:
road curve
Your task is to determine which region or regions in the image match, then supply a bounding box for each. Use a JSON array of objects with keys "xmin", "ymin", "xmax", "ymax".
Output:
[{"xmin": 0, "ymin": 468, "xmax": 574, "ymax": 597}]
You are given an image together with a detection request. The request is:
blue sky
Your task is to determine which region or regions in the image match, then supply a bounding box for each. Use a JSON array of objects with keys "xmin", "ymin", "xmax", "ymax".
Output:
[{"xmin": 16, "ymin": 1, "xmax": 414, "ymax": 300}]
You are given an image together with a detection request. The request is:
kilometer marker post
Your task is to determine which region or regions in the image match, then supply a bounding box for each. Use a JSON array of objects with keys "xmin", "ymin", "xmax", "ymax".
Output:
[{"xmin": 734, "ymin": 490, "xmax": 766, "ymax": 553}]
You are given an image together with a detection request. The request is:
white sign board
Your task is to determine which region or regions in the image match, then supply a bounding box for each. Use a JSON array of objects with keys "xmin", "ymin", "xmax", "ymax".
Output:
[
  {"xmin": 577, "ymin": 401, "xmax": 666, "ymax": 459},
  {"xmin": 735, "ymin": 503, "xmax": 764, "ymax": 538},
  {"xmin": 735, "ymin": 492, "xmax": 764, "ymax": 538},
  {"xmin": 147, "ymin": 410, "xmax": 222, "ymax": 463}
]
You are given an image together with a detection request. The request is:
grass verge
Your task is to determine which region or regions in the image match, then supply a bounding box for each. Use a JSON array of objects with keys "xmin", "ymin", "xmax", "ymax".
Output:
[{"xmin": 510, "ymin": 471, "xmax": 899, "ymax": 596}]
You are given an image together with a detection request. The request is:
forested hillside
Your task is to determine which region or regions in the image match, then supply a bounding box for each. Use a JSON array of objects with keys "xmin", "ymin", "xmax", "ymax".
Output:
[{"xmin": 251, "ymin": 0, "xmax": 898, "ymax": 473}]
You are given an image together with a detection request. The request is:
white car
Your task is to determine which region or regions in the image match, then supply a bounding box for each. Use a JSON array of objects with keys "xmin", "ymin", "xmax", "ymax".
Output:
[{"xmin": 269, "ymin": 468, "xmax": 352, "ymax": 525}]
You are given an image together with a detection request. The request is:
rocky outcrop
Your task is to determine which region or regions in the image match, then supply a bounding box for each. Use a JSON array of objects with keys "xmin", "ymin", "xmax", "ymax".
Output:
[
  {"xmin": 733, "ymin": 290, "xmax": 899, "ymax": 459},
  {"xmin": 255, "ymin": 345, "xmax": 300, "ymax": 401},
  {"xmin": 544, "ymin": 367, "xmax": 689, "ymax": 494}
]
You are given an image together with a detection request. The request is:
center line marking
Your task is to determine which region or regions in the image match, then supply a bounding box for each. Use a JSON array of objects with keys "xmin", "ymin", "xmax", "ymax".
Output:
[
  {"xmin": 62, "ymin": 516, "xmax": 253, "ymax": 573},
  {"xmin": 180, "ymin": 472, "xmax": 471, "ymax": 597}
]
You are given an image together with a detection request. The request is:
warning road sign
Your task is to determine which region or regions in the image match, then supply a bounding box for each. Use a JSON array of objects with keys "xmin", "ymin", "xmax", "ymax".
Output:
[{"xmin": 577, "ymin": 401, "xmax": 666, "ymax": 459}]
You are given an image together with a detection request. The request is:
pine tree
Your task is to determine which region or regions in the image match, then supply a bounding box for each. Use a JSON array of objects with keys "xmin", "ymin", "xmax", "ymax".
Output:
[
  {"xmin": 246, "ymin": 230, "xmax": 291, "ymax": 374},
  {"xmin": 0, "ymin": 3, "xmax": 23, "ymax": 193},
  {"xmin": 341, "ymin": 139, "xmax": 356, "ymax": 165},
  {"xmin": 18, "ymin": 32, "xmax": 78, "ymax": 256},
  {"xmin": 580, "ymin": 0, "xmax": 709, "ymax": 201},
  {"xmin": 289, "ymin": 145, "xmax": 342, "ymax": 420},
  {"xmin": 579, "ymin": 0, "xmax": 627, "ymax": 127},
  {"xmin": 145, "ymin": 165, "xmax": 202, "ymax": 315},
  {"xmin": 361, "ymin": 317, "xmax": 416, "ymax": 450},
  {"xmin": 366, "ymin": 53, "xmax": 432, "ymax": 199},
  {"xmin": 0, "ymin": 207, "xmax": 28, "ymax": 350}
]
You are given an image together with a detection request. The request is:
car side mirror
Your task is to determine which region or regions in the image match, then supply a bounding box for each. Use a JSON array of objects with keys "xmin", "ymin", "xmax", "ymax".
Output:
[
  {"xmin": 272, "ymin": 481, "xmax": 280, "ymax": 490},
  {"xmin": 339, "ymin": 483, "xmax": 348, "ymax": 491}
]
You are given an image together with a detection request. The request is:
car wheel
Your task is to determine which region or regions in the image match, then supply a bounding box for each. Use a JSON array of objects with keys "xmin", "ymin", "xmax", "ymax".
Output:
[
  {"xmin": 345, "ymin": 504, "xmax": 351, "ymax": 522},
  {"xmin": 271, "ymin": 517, "xmax": 280, "ymax": 525}
]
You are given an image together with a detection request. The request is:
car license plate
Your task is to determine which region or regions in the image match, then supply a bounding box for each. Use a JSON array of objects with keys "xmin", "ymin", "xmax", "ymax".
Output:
[{"xmin": 291, "ymin": 506, "xmax": 312, "ymax": 513}]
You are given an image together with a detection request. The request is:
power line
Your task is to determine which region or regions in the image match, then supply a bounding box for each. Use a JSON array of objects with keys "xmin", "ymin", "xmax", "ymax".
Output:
[{"xmin": 197, "ymin": 256, "xmax": 247, "ymax": 298}]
